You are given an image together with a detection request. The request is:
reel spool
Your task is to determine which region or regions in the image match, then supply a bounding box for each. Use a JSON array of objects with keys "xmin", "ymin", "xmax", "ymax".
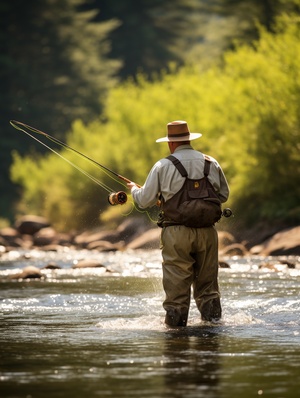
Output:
[
  {"xmin": 108, "ymin": 191, "xmax": 128, "ymax": 206},
  {"xmin": 222, "ymin": 208, "xmax": 233, "ymax": 218}
]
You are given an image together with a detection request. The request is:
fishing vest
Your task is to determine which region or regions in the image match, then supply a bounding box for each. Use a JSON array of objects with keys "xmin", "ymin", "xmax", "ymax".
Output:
[{"xmin": 158, "ymin": 155, "xmax": 222, "ymax": 228}]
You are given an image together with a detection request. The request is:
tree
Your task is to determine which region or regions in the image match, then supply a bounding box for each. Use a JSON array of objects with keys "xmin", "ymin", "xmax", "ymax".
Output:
[
  {"xmin": 0, "ymin": 0, "xmax": 120, "ymax": 221},
  {"xmin": 83, "ymin": 0, "xmax": 203, "ymax": 80}
]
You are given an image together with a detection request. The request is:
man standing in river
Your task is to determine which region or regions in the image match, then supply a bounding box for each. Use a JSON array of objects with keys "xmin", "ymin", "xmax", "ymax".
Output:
[{"xmin": 127, "ymin": 120, "xmax": 229, "ymax": 327}]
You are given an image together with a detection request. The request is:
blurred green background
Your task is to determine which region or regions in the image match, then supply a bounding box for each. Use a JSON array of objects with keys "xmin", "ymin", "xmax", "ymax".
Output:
[{"xmin": 1, "ymin": 0, "xmax": 300, "ymax": 232}]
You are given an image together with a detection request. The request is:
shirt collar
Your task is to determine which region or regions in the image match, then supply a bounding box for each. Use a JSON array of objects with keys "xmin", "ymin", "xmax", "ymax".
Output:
[{"xmin": 174, "ymin": 144, "xmax": 193, "ymax": 153}]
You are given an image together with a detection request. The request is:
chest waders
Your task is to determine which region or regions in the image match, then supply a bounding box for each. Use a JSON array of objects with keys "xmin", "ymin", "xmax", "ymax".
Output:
[{"xmin": 158, "ymin": 155, "xmax": 222, "ymax": 228}]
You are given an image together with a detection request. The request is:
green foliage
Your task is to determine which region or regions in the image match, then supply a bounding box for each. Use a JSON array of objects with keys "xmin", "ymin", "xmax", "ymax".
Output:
[
  {"xmin": 4, "ymin": 0, "xmax": 300, "ymax": 226},
  {"xmin": 218, "ymin": 15, "xmax": 300, "ymax": 224},
  {"xmin": 11, "ymin": 14, "xmax": 300, "ymax": 230},
  {"xmin": 0, "ymin": 0, "xmax": 120, "ymax": 221}
]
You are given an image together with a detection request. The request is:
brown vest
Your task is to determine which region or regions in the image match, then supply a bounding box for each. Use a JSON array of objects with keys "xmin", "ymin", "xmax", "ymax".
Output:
[{"xmin": 158, "ymin": 155, "xmax": 222, "ymax": 228}]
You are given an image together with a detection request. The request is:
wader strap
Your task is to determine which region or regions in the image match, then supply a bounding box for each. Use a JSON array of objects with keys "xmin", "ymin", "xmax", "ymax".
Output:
[
  {"xmin": 166, "ymin": 155, "xmax": 188, "ymax": 177},
  {"xmin": 166, "ymin": 154, "xmax": 211, "ymax": 177}
]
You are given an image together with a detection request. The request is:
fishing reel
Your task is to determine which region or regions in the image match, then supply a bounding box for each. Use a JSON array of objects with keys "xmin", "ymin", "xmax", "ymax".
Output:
[
  {"xmin": 222, "ymin": 208, "xmax": 233, "ymax": 218},
  {"xmin": 108, "ymin": 191, "xmax": 128, "ymax": 206}
]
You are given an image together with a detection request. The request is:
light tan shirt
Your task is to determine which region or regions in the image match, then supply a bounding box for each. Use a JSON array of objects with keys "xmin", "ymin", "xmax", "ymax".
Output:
[{"xmin": 131, "ymin": 144, "xmax": 229, "ymax": 208}]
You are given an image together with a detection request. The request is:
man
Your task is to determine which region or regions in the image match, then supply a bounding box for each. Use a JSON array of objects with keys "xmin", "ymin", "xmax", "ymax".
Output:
[{"xmin": 127, "ymin": 120, "xmax": 229, "ymax": 327}]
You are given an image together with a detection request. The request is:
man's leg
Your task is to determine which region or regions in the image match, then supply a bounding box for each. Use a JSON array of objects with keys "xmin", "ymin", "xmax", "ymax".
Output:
[
  {"xmin": 160, "ymin": 226, "xmax": 195, "ymax": 327},
  {"xmin": 192, "ymin": 227, "xmax": 222, "ymax": 321}
]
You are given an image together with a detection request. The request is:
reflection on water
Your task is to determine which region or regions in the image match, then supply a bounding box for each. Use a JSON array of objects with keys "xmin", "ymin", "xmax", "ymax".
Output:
[
  {"xmin": 163, "ymin": 327, "xmax": 221, "ymax": 398},
  {"xmin": 0, "ymin": 248, "xmax": 299, "ymax": 398}
]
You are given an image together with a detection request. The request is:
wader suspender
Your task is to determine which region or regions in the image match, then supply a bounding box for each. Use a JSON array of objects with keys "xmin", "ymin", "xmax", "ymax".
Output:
[{"xmin": 166, "ymin": 155, "xmax": 211, "ymax": 178}]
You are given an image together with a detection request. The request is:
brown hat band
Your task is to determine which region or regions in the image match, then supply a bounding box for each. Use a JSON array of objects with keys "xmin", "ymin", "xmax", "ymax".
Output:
[{"xmin": 169, "ymin": 132, "xmax": 190, "ymax": 138}]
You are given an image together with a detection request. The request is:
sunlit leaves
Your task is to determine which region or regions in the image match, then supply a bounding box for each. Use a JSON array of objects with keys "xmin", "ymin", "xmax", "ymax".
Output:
[{"xmin": 11, "ymin": 14, "xmax": 300, "ymax": 229}]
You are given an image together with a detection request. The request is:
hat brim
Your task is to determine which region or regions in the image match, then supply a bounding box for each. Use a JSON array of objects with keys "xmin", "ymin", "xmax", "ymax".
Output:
[{"xmin": 156, "ymin": 132, "xmax": 202, "ymax": 143}]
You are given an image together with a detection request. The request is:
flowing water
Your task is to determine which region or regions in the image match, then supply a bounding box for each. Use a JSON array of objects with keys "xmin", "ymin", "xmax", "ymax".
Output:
[{"xmin": 0, "ymin": 247, "xmax": 299, "ymax": 398}]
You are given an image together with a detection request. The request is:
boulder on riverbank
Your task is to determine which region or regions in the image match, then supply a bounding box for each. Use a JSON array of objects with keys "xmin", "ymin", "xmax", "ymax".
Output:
[
  {"xmin": 1, "ymin": 214, "xmax": 299, "ymax": 257},
  {"xmin": 14, "ymin": 215, "xmax": 50, "ymax": 235},
  {"xmin": 249, "ymin": 226, "xmax": 300, "ymax": 256}
]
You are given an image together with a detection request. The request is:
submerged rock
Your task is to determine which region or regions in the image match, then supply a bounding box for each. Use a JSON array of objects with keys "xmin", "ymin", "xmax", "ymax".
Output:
[
  {"xmin": 219, "ymin": 261, "xmax": 230, "ymax": 268},
  {"xmin": 72, "ymin": 259, "xmax": 106, "ymax": 269},
  {"xmin": 42, "ymin": 263, "xmax": 62, "ymax": 270},
  {"xmin": 10, "ymin": 265, "xmax": 44, "ymax": 280}
]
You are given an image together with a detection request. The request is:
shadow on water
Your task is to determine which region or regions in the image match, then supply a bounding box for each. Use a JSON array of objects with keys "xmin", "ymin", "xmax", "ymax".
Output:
[{"xmin": 162, "ymin": 326, "xmax": 222, "ymax": 398}]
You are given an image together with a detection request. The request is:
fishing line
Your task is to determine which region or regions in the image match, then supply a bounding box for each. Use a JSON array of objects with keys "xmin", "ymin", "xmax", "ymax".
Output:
[
  {"xmin": 10, "ymin": 120, "xmax": 159, "ymax": 221},
  {"xmin": 10, "ymin": 120, "xmax": 137, "ymax": 206},
  {"xmin": 12, "ymin": 126, "xmax": 114, "ymax": 193},
  {"xmin": 10, "ymin": 120, "xmax": 136, "ymax": 187}
]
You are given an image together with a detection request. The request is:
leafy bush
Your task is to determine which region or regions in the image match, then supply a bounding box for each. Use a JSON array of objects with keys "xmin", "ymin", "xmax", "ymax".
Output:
[{"xmin": 11, "ymin": 14, "xmax": 300, "ymax": 230}]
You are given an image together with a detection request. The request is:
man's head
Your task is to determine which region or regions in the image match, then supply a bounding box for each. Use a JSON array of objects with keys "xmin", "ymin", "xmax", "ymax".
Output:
[
  {"xmin": 167, "ymin": 140, "xmax": 190, "ymax": 154},
  {"xmin": 156, "ymin": 120, "xmax": 202, "ymax": 143}
]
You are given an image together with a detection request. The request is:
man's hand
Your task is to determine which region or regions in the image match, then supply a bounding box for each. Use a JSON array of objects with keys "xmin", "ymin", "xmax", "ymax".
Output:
[{"xmin": 127, "ymin": 181, "xmax": 139, "ymax": 190}]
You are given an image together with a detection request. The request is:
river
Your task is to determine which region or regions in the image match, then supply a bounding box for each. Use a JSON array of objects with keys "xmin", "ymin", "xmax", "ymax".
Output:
[{"xmin": 0, "ymin": 248, "xmax": 299, "ymax": 398}]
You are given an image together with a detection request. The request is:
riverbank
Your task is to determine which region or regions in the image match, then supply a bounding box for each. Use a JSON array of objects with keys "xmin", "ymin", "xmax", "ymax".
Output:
[{"xmin": 0, "ymin": 214, "xmax": 299, "ymax": 258}]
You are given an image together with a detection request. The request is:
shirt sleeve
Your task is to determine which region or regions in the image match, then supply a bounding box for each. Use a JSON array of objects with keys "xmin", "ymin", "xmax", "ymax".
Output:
[
  {"xmin": 207, "ymin": 157, "xmax": 230, "ymax": 203},
  {"xmin": 218, "ymin": 167, "xmax": 230, "ymax": 203},
  {"xmin": 131, "ymin": 161, "xmax": 162, "ymax": 208}
]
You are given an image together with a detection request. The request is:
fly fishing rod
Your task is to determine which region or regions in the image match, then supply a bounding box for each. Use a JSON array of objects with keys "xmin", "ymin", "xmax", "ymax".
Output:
[{"xmin": 10, "ymin": 120, "xmax": 139, "ymax": 205}]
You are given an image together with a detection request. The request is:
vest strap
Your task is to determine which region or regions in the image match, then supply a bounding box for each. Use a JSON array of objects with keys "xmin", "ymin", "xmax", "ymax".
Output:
[
  {"xmin": 166, "ymin": 155, "xmax": 211, "ymax": 177},
  {"xmin": 166, "ymin": 155, "xmax": 188, "ymax": 177}
]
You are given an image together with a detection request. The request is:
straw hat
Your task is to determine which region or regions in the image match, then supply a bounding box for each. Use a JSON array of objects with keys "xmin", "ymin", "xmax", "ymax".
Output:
[{"xmin": 156, "ymin": 120, "xmax": 202, "ymax": 143}]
